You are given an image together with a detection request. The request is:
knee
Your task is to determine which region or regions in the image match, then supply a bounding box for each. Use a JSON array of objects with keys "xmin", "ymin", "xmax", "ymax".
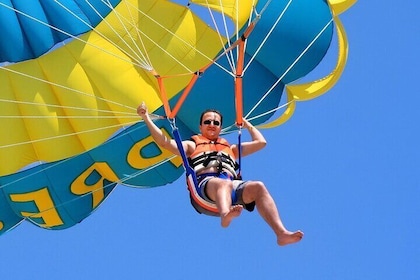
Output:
[
  {"xmin": 251, "ymin": 181, "xmax": 267, "ymax": 192},
  {"xmin": 244, "ymin": 181, "xmax": 268, "ymax": 200}
]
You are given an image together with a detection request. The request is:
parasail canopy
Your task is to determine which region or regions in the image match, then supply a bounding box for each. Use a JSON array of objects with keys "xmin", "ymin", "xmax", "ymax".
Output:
[{"xmin": 0, "ymin": 0, "xmax": 355, "ymax": 235}]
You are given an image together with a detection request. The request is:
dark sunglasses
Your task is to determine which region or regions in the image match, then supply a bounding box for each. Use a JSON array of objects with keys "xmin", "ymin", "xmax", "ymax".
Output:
[{"xmin": 202, "ymin": 119, "xmax": 221, "ymax": 126}]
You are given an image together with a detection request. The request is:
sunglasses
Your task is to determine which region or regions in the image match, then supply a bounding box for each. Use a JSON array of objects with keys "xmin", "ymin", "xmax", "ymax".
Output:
[{"xmin": 202, "ymin": 119, "xmax": 221, "ymax": 126}]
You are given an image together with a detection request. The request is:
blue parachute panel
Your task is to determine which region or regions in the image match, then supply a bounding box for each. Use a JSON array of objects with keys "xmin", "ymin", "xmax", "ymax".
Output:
[
  {"xmin": 0, "ymin": 0, "xmax": 121, "ymax": 63},
  {"xmin": 248, "ymin": 0, "xmax": 333, "ymax": 84},
  {"xmin": 0, "ymin": 188, "xmax": 23, "ymax": 235}
]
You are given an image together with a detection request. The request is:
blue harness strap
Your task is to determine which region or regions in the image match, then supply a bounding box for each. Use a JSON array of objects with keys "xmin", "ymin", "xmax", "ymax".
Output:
[{"xmin": 171, "ymin": 126, "xmax": 196, "ymax": 185}]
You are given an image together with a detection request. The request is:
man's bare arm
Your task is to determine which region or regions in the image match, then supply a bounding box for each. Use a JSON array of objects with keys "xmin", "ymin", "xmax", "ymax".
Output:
[
  {"xmin": 233, "ymin": 118, "xmax": 267, "ymax": 157},
  {"xmin": 137, "ymin": 102, "xmax": 194, "ymax": 156}
]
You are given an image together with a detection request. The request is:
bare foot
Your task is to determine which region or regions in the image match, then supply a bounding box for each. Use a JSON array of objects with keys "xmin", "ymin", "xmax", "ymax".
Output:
[
  {"xmin": 221, "ymin": 205, "xmax": 243, "ymax": 227},
  {"xmin": 277, "ymin": 230, "xmax": 304, "ymax": 246}
]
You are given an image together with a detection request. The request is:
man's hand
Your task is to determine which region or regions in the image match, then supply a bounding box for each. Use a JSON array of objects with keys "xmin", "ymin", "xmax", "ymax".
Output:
[
  {"xmin": 241, "ymin": 118, "xmax": 254, "ymax": 130},
  {"xmin": 137, "ymin": 101, "xmax": 148, "ymax": 117}
]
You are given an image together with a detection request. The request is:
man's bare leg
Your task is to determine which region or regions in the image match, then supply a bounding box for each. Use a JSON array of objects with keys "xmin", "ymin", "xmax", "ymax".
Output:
[
  {"xmin": 206, "ymin": 179, "xmax": 243, "ymax": 227},
  {"xmin": 243, "ymin": 181, "xmax": 304, "ymax": 246}
]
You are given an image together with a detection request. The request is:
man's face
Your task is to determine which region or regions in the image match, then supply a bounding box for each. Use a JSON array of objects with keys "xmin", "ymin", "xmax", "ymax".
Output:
[{"xmin": 199, "ymin": 112, "xmax": 222, "ymax": 140}]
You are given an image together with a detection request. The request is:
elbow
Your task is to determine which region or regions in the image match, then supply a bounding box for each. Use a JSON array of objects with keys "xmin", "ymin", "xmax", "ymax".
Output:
[
  {"xmin": 255, "ymin": 139, "xmax": 266, "ymax": 150},
  {"xmin": 260, "ymin": 140, "xmax": 267, "ymax": 149}
]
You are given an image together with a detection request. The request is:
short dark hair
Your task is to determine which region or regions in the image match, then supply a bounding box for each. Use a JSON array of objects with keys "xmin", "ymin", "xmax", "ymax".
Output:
[{"xmin": 200, "ymin": 109, "xmax": 223, "ymax": 126}]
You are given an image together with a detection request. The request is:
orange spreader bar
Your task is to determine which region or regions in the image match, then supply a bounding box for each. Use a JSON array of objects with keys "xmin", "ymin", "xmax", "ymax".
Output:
[{"xmin": 155, "ymin": 71, "xmax": 203, "ymax": 120}]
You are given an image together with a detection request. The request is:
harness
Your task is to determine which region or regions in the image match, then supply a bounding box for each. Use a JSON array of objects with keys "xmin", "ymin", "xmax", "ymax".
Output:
[
  {"xmin": 171, "ymin": 126, "xmax": 242, "ymax": 216},
  {"xmin": 188, "ymin": 135, "xmax": 239, "ymax": 178}
]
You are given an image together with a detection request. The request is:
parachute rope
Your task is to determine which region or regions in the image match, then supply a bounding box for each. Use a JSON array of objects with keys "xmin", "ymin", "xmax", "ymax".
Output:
[
  {"xmin": 0, "ymin": 122, "xmax": 173, "ymax": 191},
  {"xmin": 203, "ymin": 0, "xmax": 236, "ymax": 73},
  {"xmin": 243, "ymin": 0, "xmax": 293, "ymax": 74},
  {"xmin": 79, "ymin": 0, "xmax": 150, "ymax": 66},
  {"xmin": 0, "ymin": 121, "xmax": 138, "ymax": 149},
  {"xmin": 123, "ymin": 0, "xmax": 239, "ymax": 74},
  {"xmin": 220, "ymin": 98, "xmax": 294, "ymax": 132},
  {"xmin": 0, "ymin": 1, "xmax": 149, "ymax": 69},
  {"xmin": 121, "ymin": 0, "xmax": 154, "ymax": 67},
  {"xmin": 245, "ymin": 17, "xmax": 334, "ymax": 119},
  {"xmin": 0, "ymin": 99, "xmax": 137, "ymax": 118},
  {"xmin": 0, "ymin": 64, "xmax": 137, "ymax": 112}
]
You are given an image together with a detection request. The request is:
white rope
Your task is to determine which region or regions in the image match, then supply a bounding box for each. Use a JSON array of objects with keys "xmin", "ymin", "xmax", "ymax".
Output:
[
  {"xmin": 0, "ymin": 122, "xmax": 139, "ymax": 190},
  {"xmin": 0, "ymin": 65, "xmax": 137, "ymax": 112},
  {"xmin": 0, "ymin": 98, "xmax": 136, "ymax": 117},
  {"xmin": 220, "ymin": 98, "xmax": 293, "ymax": 133},
  {"xmin": 207, "ymin": 0, "xmax": 236, "ymax": 73},
  {"xmin": 121, "ymin": 0, "xmax": 154, "ymax": 68},
  {"xmin": 247, "ymin": 98, "xmax": 295, "ymax": 122},
  {"xmin": 0, "ymin": 2, "xmax": 147, "ymax": 69},
  {"xmin": 0, "ymin": 120, "xmax": 178, "ymax": 190},
  {"xmin": 53, "ymin": 0, "xmax": 148, "ymax": 68},
  {"xmin": 123, "ymin": 0, "xmax": 234, "ymax": 75},
  {"xmin": 243, "ymin": 0, "xmax": 293, "ymax": 73},
  {"xmin": 84, "ymin": 0, "xmax": 145, "ymax": 65},
  {"xmin": 245, "ymin": 18, "xmax": 334, "ymax": 119},
  {"xmin": 0, "ymin": 120, "xmax": 138, "ymax": 149}
]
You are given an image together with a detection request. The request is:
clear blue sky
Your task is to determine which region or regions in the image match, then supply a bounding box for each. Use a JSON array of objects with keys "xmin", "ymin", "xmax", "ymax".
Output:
[{"xmin": 1, "ymin": 1, "xmax": 419, "ymax": 279}]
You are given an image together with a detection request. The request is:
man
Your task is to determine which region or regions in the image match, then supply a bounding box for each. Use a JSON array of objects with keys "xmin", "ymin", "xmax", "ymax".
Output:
[{"xmin": 137, "ymin": 102, "xmax": 303, "ymax": 246}]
